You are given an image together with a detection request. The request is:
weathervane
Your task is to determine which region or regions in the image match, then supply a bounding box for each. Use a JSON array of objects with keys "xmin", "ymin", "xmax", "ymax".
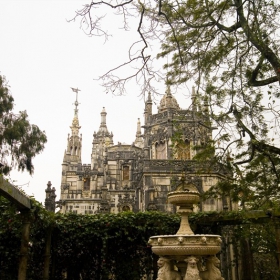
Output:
[{"xmin": 71, "ymin": 87, "xmax": 81, "ymax": 113}]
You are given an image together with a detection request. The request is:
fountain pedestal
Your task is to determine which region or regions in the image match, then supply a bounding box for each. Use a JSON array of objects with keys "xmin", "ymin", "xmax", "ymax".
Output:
[{"xmin": 148, "ymin": 188, "xmax": 224, "ymax": 280}]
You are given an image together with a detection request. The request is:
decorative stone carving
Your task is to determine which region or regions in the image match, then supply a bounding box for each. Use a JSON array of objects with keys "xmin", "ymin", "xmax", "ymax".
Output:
[
  {"xmin": 156, "ymin": 257, "xmax": 181, "ymax": 280},
  {"xmin": 149, "ymin": 176, "xmax": 224, "ymax": 280},
  {"xmin": 199, "ymin": 256, "xmax": 224, "ymax": 280},
  {"xmin": 117, "ymin": 192, "xmax": 135, "ymax": 212},
  {"xmin": 147, "ymin": 202, "xmax": 158, "ymax": 211},
  {"xmin": 148, "ymin": 235, "xmax": 222, "ymax": 256},
  {"xmin": 184, "ymin": 256, "xmax": 201, "ymax": 280}
]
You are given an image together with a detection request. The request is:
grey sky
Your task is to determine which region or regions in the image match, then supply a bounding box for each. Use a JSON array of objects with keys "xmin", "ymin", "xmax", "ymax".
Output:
[{"xmin": 0, "ymin": 0, "xmax": 192, "ymax": 204}]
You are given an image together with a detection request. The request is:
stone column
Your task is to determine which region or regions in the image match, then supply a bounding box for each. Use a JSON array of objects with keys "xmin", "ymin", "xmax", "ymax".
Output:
[
  {"xmin": 18, "ymin": 210, "xmax": 31, "ymax": 280},
  {"xmin": 43, "ymin": 226, "xmax": 53, "ymax": 280}
]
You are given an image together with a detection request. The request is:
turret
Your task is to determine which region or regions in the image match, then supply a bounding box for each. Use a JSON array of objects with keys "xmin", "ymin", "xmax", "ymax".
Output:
[
  {"xmin": 144, "ymin": 92, "xmax": 153, "ymax": 124},
  {"xmin": 134, "ymin": 118, "xmax": 143, "ymax": 148},
  {"xmin": 45, "ymin": 181, "xmax": 56, "ymax": 212},
  {"xmin": 91, "ymin": 107, "xmax": 114, "ymax": 169}
]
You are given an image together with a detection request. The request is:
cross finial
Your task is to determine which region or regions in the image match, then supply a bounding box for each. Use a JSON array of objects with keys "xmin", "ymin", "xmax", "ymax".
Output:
[{"xmin": 70, "ymin": 87, "xmax": 81, "ymax": 113}]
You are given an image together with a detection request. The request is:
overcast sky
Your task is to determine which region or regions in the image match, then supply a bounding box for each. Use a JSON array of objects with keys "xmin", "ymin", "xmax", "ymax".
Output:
[{"xmin": 0, "ymin": 0, "xmax": 192, "ymax": 205}]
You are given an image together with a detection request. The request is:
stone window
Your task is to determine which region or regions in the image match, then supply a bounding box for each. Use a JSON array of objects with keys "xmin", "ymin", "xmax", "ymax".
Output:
[
  {"xmin": 155, "ymin": 141, "xmax": 166, "ymax": 159},
  {"xmin": 83, "ymin": 177, "xmax": 90, "ymax": 191},
  {"xmin": 205, "ymin": 198, "xmax": 216, "ymax": 211},
  {"xmin": 174, "ymin": 140, "xmax": 190, "ymax": 160},
  {"xmin": 122, "ymin": 205, "xmax": 130, "ymax": 211},
  {"xmin": 123, "ymin": 166, "xmax": 129, "ymax": 181}
]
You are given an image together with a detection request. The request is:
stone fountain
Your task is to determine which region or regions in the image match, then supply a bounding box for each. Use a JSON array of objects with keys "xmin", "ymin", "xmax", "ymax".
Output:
[{"xmin": 148, "ymin": 179, "xmax": 224, "ymax": 280}]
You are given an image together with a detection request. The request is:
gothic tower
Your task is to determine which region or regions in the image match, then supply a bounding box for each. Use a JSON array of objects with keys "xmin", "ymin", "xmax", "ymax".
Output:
[{"xmin": 60, "ymin": 90, "xmax": 82, "ymax": 211}]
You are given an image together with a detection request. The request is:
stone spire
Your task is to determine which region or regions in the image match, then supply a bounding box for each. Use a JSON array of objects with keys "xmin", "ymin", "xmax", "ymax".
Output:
[
  {"xmin": 144, "ymin": 92, "xmax": 153, "ymax": 124},
  {"xmin": 134, "ymin": 118, "xmax": 143, "ymax": 148},
  {"xmin": 91, "ymin": 107, "xmax": 114, "ymax": 169},
  {"xmin": 64, "ymin": 88, "xmax": 82, "ymax": 163},
  {"xmin": 191, "ymin": 86, "xmax": 197, "ymax": 112},
  {"xmin": 97, "ymin": 107, "xmax": 110, "ymax": 136}
]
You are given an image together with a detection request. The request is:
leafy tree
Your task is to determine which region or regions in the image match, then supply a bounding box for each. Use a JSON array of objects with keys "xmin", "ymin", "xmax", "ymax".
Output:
[
  {"xmin": 0, "ymin": 75, "xmax": 47, "ymax": 175},
  {"xmin": 72, "ymin": 0, "xmax": 280, "ymax": 207}
]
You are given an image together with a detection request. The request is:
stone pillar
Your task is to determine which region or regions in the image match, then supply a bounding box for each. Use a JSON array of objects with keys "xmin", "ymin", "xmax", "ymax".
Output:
[
  {"xmin": 274, "ymin": 219, "xmax": 280, "ymax": 269},
  {"xmin": 18, "ymin": 210, "xmax": 31, "ymax": 280},
  {"xmin": 240, "ymin": 236, "xmax": 254, "ymax": 280},
  {"xmin": 43, "ymin": 226, "xmax": 53, "ymax": 280}
]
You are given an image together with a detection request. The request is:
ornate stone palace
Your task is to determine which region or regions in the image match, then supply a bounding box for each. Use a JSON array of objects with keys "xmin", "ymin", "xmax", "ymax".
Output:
[{"xmin": 58, "ymin": 87, "xmax": 236, "ymax": 214}]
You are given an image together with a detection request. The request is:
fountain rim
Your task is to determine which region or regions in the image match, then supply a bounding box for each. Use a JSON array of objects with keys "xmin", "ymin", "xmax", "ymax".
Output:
[
  {"xmin": 168, "ymin": 190, "xmax": 200, "ymax": 195},
  {"xmin": 149, "ymin": 234, "xmax": 221, "ymax": 238}
]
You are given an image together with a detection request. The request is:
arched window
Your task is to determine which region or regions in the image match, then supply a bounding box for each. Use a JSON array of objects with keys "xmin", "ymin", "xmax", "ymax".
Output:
[
  {"xmin": 155, "ymin": 141, "xmax": 166, "ymax": 159},
  {"xmin": 123, "ymin": 166, "xmax": 129, "ymax": 181},
  {"xmin": 83, "ymin": 178, "xmax": 90, "ymax": 191},
  {"xmin": 175, "ymin": 140, "xmax": 190, "ymax": 160},
  {"xmin": 122, "ymin": 205, "xmax": 130, "ymax": 212}
]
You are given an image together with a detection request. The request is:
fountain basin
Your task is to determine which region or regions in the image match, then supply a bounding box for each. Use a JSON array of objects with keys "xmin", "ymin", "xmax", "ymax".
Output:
[
  {"xmin": 148, "ymin": 234, "xmax": 222, "ymax": 256},
  {"xmin": 168, "ymin": 191, "xmax": 200, "ymax": 206}
]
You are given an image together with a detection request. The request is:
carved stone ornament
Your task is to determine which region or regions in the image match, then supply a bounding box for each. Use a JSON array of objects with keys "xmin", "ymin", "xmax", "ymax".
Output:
[
  {"xmin": 184, "ymin": 256, "xmax": 201, "ymax": 280},
  {"xmin": 199, "ymin": 256, "xmax": 225, "ymax": 280},
  {"xmin": 156, "ymin": 257, "xmax": 181, "ymax": 280}
]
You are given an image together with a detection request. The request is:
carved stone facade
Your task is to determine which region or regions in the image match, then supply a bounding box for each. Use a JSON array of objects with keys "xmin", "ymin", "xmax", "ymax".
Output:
[{"xmin": 58, "ymin": 86, "xmax": 237, "ymax": 214}]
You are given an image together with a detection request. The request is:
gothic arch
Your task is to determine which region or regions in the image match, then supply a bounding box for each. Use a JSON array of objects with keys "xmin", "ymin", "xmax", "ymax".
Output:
[
  {"xmin": 155, "ymin": 140, "xmax": 167, "ymax": 159},
  {"xmin": 173, "ymin": 139, "xmax": 191, "ymax": 160}
]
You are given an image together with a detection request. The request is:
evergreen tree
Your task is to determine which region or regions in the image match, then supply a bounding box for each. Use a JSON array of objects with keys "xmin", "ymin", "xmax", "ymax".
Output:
[{"xmin": 0, "ymin": 75, "xmax": 47, "ymax": 175}]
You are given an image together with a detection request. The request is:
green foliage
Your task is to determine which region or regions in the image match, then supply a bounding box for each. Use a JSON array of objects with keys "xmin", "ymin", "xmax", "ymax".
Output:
[
  {"xmin": 153, "ymin": 0, "xmax": 280, "ymax": 206},
  {"xmin": 1, "ymin": 197, "xmax": 280, "ymax": 279},
  {"xmin": 231, "ymin": 222, "xmax": 280, "ymax": 280},
  {"xmin": 74, "ymin": 1, "xmax": 280, "ymax": 208},
  {"xmin": 0, "ymin": 197, "xmax": 52, "ymax": 279},
  {"xmin": 204, "ymin": 152, "xmax": 280, "ymax": 210},
  {"xmin": 0, "ymin": 198, "xmax": 180, "ymax": 280},
  {"xmin": 0, "ymin": 197, "xmax": 22, "ymax": 279},
  {"xmin": 0, "ymin": 75, "xmax": 47, "ymax": 175},
  {"xmin": 51, "ymin": 211, "xmax": 180, "ymax": 279}
]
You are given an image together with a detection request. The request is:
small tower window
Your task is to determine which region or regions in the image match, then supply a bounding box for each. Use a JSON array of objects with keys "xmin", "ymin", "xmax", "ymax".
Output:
[
  {"xmin": 83, "ymin": 177, "xmax": 90, "ymax": 191},
  {"xmin": 174, "ymin": 140, "xmax": 190, "ymax": 160},
  {"xmin": 155, "ymin": 141, "xmax": 166, "ymax": 159},
  {"xmin": 123, "ymin": 166, "xmax": 129, "ymax": 181}
]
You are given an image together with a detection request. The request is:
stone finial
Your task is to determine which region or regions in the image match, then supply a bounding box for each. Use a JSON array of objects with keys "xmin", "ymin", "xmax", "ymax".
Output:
[{"xmin": 45, "ymin": 181, "xmax": 56, "ymax": 212}]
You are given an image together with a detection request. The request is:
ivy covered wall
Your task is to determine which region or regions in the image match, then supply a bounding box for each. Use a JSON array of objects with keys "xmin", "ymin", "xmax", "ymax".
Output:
[
  {"xmin": 0, "ymin": 197, "xmax": 180, "ymax": 280},
  {"xmin": 0, "ymin": 197, "xmax": 279, "ymax": 280}
]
